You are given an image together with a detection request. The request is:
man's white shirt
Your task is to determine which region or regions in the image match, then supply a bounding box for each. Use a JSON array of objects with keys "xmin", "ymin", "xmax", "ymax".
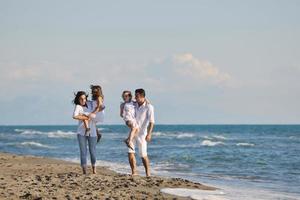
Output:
[{"xmin": 135, "ymin": 102, "xmax": 155, "ymax": 136}]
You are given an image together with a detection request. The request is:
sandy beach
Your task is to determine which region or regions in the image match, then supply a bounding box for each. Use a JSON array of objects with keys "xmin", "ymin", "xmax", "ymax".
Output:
[{"xmin": 0, "ymin": 152, "xmax": 216, "ymax": 200}]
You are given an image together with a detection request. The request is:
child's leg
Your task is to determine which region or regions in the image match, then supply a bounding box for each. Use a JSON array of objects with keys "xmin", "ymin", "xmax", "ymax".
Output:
[
  {"xmin": 125, "ymin": 121, "xmax": 138, "ymax": 150},
  {"xmin": 83, "ymin": 119, "xmax": 89, "ymax": 129},
  {"xmin": 83, "ymin": 119, "xmax": 90, "ymax": 135},
  {"xmin": 128, "ymin": 127, "xmax": 138, "ymax": 142}
]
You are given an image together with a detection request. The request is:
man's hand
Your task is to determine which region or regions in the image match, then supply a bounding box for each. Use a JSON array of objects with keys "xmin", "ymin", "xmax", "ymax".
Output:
[
  {"xmin": 146, "ymin": 122, "xmax": 154, "ymax": 142},
  {"xmin": 145, "ymin": 134, "xmax": 152, "ymax": 142}
]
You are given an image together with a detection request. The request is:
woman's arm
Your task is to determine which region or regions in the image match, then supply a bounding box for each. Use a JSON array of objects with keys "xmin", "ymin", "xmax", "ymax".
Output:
[
  {"xmin": 73, "ymin": 105, "xmax": 89, "ymax": 121},
  {"xmin": 73, "ymin": 115, "xmax": 89, "ymax": 120}
]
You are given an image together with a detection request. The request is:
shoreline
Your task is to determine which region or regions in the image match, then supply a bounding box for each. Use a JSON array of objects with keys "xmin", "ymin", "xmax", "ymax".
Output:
[{"xmin": 0, "ymin": 152, "xmax": 216, "ymax": 199}]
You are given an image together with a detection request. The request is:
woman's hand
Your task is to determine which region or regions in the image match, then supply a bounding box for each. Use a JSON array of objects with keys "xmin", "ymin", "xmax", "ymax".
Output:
[{"xmin": 89, "ymin": 113, "xmax": 96, "ymax": 119}]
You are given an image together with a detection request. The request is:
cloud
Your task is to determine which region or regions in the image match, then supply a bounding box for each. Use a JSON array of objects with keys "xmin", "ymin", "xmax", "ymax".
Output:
[
  {"xmin": 0, "ymin": 53, "xmax": 233, "ymax": 102},
  {"xmin": 143, "ymin": 53, "xmax": 233, "ymax": 92},
  {"xmin": 173, "ymin": 53, "xmax": 231, "ymax": 84}
]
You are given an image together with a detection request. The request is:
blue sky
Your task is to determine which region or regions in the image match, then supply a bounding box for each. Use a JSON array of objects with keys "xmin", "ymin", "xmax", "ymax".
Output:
[{"xmin": 0, "ymin": 0, "xmax": 299, "ymax": 125}]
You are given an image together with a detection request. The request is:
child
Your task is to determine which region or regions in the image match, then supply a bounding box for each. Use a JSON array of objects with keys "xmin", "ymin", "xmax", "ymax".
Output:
[
  {"xmin": 120, "ymin": 91, "xmax": 139, "ymax": 150},
  {"xmin": 90, "ymin": 85, "xmax": 105, "ymax": 143}
]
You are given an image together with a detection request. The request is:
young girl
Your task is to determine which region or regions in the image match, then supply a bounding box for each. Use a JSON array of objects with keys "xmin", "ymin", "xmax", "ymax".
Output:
[
  {"xmin": 90, "ymin": 85, "xmax": 105, "ymax": 143},
  {"xmin": 120, "ymin": 91, "xmax": 139, "ymax": 150},
  {"xmin": 73, "ymin": 91, "xmax": 91, "ymax": 136}
]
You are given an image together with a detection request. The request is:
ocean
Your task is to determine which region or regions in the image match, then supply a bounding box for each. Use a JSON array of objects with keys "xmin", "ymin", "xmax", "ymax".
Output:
[{"xmin": 0, "ymin": 125, "xmax": 299, "ymax": 200}]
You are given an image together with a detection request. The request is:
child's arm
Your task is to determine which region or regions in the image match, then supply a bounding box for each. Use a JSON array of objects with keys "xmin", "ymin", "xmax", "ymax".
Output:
[
  {"xmin": 91, "ymin": 97, "xmax": 104, "ymax": 114},
  {"xmin": 120, "ymin": 102, "xmax": 125, "ymax": 118}
]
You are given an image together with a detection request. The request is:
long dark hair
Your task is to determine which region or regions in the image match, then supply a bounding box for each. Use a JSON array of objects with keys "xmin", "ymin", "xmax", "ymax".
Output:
[{"xmin": 73, "ymin": 91, "xmax": 88, "ymax": 106}]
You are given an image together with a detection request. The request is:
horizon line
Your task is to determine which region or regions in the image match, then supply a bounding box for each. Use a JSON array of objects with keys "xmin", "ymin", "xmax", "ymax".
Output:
[{"xmin": 0, "ymin": 123, "xmax": 300, "ymax": 126}]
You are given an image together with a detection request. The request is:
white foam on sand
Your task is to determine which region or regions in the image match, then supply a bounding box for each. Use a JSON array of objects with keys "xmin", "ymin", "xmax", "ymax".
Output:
[{"xmin": 161, "ymin": 188, "xmax": 228, "ymax": 200}]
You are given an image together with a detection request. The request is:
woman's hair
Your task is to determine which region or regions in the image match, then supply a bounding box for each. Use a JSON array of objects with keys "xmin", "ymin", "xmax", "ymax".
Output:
[
  {"xmin": 122, "ymin": 90, "xmax": 132, "ymax": 100},
  {"xmin": 73, "ymin": 91, "xmax": 88, "ymax": 105},
  {"xmin": 90, "ymin": 85, "xmax": 104, "ymax": 100}
]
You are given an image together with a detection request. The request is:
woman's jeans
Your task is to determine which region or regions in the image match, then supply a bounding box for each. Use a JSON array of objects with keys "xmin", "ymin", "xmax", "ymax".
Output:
[{"xmin": 77, "ymin": 134, "xmax": 97, "ymax": 167}]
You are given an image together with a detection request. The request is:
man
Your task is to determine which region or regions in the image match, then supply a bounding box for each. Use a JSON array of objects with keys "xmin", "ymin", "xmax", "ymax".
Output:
[{"xmin": 128, "ymin": 88, "xmax": 155, "ymax": 177}]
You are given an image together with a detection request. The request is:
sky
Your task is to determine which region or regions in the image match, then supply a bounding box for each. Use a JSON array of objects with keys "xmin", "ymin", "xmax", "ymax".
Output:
[{"xmin": 0, "ymin": 0, "xmax": 299, "ymax": 125}]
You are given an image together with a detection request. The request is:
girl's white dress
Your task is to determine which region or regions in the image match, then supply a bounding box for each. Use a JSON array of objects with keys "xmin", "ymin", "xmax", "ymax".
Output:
[{"xmin": 122, "ymin": 101, "xmax": 138, "ymax": 128}]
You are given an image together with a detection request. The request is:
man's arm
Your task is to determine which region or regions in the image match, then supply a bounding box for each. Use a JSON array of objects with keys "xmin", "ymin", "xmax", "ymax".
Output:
[{"xmin": 146, "ymin": 122, "xmax": 154, "ymax": 142}]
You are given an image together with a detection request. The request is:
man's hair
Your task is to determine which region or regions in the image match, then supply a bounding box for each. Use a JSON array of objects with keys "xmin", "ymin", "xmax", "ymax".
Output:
[{"xmin": 135, "ymin": 88, "xmax": 146, "ymax": 97}]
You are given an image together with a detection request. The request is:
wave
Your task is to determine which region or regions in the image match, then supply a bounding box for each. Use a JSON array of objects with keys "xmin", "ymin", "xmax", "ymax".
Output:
[
  {"xmin": 152, "ymin": 131, "xmax": 164, "ymax": 136},
  {"xmin": 14, "ymin": 128, "xmax": 27, "ymax": 132},
  {"xmin": 289, "ymin": 136, "xmax": 300, "ymax": 140},
  {"xmin": 176, "ymin": 133, "xmax": 195, "ymax": 139},
  {"xmin": 203, "ymin": 135, "xmax": 227, "ymax": 140},
  {"xmin": 236, "ymin": 143, "xmax": 255, "ymax": 147},
  {"xmin": 15, "ymin": 128, "xmax": 76, "ymax": 139},
  {"xmin": 152, "ymin": 132, "xmax": 195, "ymax": 139},
  {"xmin": 19, "ymin": 130, "xmax": 44, "ymax": 135},
  {"xmin": 18, "ymin": 141, "xmax": 56, "ymax": 149},
  {"xmin": 47, "ymin": 131, "xmax": 75, "ymax": 138},
  {"xmin": 212, "ymin": 135, "xmax": 227, "ymax": 140},
  {"xmin": 201, "ymin": 140, "xmax": 224, "ymax": 146}
]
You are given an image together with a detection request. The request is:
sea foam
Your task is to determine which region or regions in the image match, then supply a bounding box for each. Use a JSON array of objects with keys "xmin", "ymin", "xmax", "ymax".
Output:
[
  {"xmin": 201, "ymin": 140, "xmax": 224, "ymax": 146},
  {"xmin": 236, "ymin": 143, "xmax": 255, "ymax": 147},
  {"xmin": 19, "ymin": 141, "xmax": 56, "ymax": 149},
  {"xmin": 161, "ymin": 188, "xmax": 228, "ymax": 200}
]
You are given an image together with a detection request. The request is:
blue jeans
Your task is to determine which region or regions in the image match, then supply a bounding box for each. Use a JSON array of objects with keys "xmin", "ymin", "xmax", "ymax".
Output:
[{"xmin": 77, "ymin": 134, "xmax": 97, "ymax": 167}]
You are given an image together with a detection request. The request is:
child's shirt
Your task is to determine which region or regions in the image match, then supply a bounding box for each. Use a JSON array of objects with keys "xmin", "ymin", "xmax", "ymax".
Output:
[{"xmin": 122, "ymin": 101, "xmax": 136, "ymax": 122}]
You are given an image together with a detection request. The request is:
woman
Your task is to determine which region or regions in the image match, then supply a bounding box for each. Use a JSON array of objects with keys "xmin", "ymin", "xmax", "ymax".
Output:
[{"xmin": 72, "ymin": 91, "xmax": 98, "ymax": 174}]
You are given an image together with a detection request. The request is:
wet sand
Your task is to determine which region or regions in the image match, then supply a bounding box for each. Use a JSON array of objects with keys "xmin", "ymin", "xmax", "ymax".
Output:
[{"xmin": 0, "ymin": 152, "xmax": 216, "ymax": 199}]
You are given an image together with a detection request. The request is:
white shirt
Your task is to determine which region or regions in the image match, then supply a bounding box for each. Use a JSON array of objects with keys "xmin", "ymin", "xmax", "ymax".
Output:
[
  {"xmin": 135, "ymin": 102, "xmax": 155, "ymax": 136},
  {"xmin": 72, "ymin": 103, "xmax": 97, "ymax": 137},
  {"xmin": 122, "ymin": 101, "xmax": 136, "ymax": 122}
]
